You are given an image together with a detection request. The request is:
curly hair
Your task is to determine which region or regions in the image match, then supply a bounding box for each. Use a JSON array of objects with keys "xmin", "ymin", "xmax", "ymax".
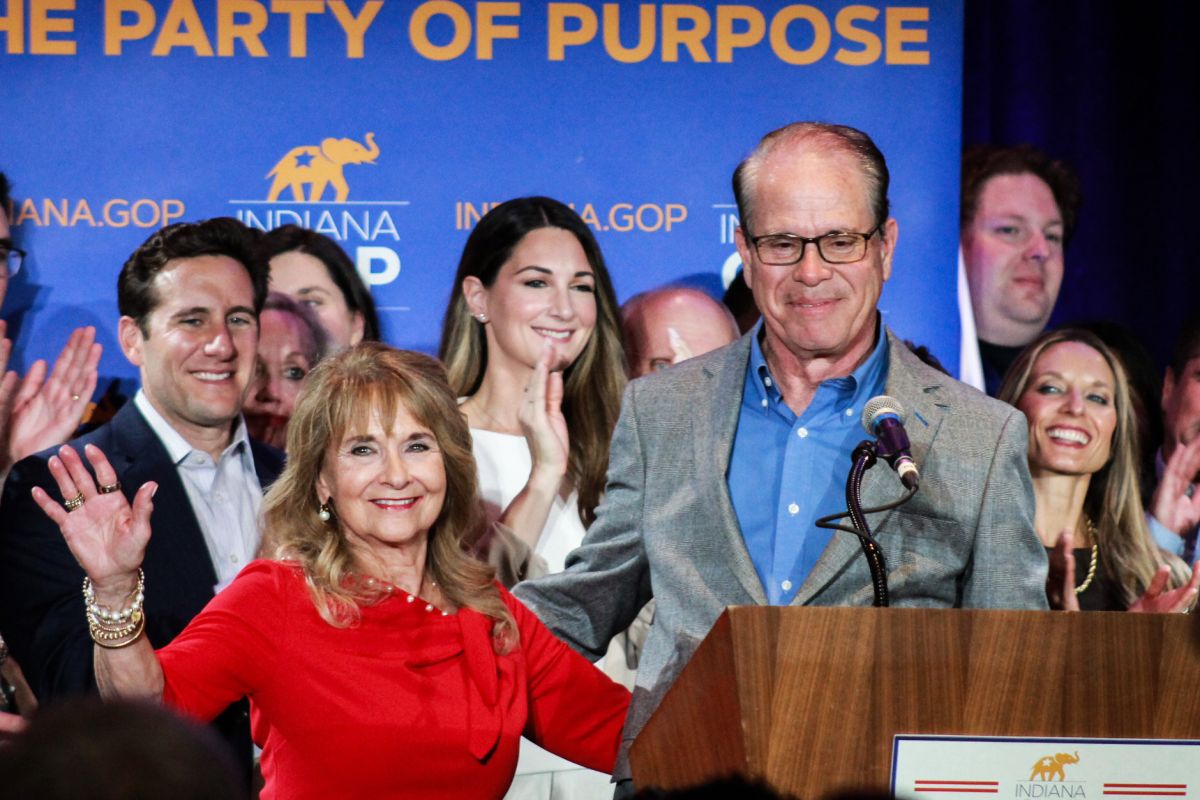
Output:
[{"xmin": 259, "ymin": 343, "xmax": 515, "ymax": 651}]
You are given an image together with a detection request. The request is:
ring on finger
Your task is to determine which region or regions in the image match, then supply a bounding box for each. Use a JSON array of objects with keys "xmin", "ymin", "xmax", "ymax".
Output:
[
  {"xmin": 99, "ymin": 482, "xmax": 121, "ymax": 495},
  {"xmin": 64, "ymin": 492, "xmax": 85, "ymax": 512}
]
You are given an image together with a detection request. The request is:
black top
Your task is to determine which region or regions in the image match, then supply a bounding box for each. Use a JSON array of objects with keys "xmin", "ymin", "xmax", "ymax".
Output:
[
  {"xmin": 1054, "ymin": 546, "xmax": 1126, "ymax": 611},
  {"xmin": 979, "ymin": 339, "xmax": 1027, "ymax": 397}
]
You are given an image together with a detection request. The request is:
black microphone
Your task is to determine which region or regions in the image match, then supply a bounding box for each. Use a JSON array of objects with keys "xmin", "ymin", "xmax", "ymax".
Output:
[{"xmin": 861, "ymin": 396, "xmax": 920, "ymax": 490}]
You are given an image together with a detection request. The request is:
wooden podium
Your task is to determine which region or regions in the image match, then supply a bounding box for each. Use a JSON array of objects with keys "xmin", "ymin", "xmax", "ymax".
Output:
[{"xmin": 629, "ymin": 606, "xmax": 1200, "ymax": 798}]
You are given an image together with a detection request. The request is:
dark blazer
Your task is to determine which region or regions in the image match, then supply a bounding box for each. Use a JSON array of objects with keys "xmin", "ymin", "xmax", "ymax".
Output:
[{"xmin": 0, "ymin": 402, "xmax": 284, "ymax": 776}]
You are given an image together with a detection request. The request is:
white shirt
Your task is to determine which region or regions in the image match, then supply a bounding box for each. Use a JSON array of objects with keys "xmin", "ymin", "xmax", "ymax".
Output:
[{"xmin": 134, "ymin": 390, "xmax": 264, "ymax": 593}]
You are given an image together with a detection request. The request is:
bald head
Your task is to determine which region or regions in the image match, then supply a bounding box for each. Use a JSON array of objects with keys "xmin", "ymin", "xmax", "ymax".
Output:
[{"xmin": 621, "ymin": 287, "xmax": 740, "ymax": 378}]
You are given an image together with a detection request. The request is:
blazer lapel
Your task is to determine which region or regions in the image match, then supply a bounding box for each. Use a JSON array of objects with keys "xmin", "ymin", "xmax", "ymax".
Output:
[
  {"xmin": 109, "ymin": 405, "xmax": 219, "ymax": 601},
  {"xmin": 693, "ymin": 334, "xmax": 769, "ymax": 605},
  {"xmin": 793, "ymin": 331, "xmax": 947, "ymax": 605}
]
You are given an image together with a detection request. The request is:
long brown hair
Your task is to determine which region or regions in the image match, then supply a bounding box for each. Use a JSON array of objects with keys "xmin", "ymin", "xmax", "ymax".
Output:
[
  {"xmin": 260, "ymin": 343, "xmax": 515, "ymax": 650},
  {"xmin": 998, "ymin": 328, "xmax": 1186, "ymax": 604},
  {"xmin": 438, "ymin": 197, "xmax": 626, "ymax": 527}
]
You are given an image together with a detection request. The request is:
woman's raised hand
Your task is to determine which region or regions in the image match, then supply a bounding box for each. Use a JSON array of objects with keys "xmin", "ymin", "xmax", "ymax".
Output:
[
  {"xmin": 31, "ymin": 443, "xmax": 156, "ymax": 598},
  {"xmin": 1045, "ymin": 528, "xmax": 1081, "ymax": 611},
  {"xmin": 1128, "ymin": 563, "xmax": 1200, "ymax": 614},
  {"xmin": 519, "ymin": 339, "xmax": 570, "ymax": 487}
]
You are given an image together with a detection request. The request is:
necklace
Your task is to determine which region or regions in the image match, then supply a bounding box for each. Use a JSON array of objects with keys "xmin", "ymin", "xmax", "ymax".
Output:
[
  {"xmin": 361, "ymin": 575, "xmax": 449, "ymax": 616},
  {"xmin": 1075, "ymin": 518, "xmax": 1100, "ymax": 595}
]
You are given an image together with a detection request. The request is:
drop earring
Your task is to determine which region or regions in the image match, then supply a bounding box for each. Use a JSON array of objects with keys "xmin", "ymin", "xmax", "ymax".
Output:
[{"xmin": 318, "ymin": 503, "xmax": 332, "ymax": 522}]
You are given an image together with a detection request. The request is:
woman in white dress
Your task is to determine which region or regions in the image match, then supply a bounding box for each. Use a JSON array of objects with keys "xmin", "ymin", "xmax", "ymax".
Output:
[{"xmin": 439, "ymin": 197, "xmax": 628, "ymax": 800}]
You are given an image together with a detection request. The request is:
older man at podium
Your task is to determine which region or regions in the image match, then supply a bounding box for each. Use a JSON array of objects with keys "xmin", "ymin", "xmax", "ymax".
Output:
[{"xmin": 514, "ymin": 122, "xmax": 1048, "ymax": 794}]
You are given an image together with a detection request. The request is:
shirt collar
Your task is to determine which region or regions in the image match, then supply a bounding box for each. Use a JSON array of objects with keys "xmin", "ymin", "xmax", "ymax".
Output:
[
  {"xmin": 133, "ymin": 389, "xmax": 251, "ymax": 466},
  {"xmin": 747, "ymin": 318, "xmax": 890, "ymax": 412}
]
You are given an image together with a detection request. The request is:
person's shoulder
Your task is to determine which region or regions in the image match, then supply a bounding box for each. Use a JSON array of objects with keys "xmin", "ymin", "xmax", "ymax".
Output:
[
  {"xmin": 219, "ymin": 559, "xmax": 305, "ymax": 604},
  {"xmin": 248, "ymin": 437, "xmax": 285, "ymax": 479},
  {"xmin": 886, "ymin": 333, "xmax": 1021, "ymax": 425}
]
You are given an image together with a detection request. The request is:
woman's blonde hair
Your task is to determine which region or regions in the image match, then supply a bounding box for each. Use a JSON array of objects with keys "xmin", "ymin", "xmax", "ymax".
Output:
[
  {"xmin": 438, "ymin": 197, "xmax": 627, "ymax": 527},
  {"xmin": 998, "ymin": 328, "xmax": 1186, "ymax": 604},
  {"xmin": 260, "ymin": 342, "xmax": 515, "ymax": 650}
]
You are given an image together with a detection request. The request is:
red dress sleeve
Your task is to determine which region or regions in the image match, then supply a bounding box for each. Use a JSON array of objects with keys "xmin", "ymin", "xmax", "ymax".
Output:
[
  {"xmin": 502, "ymin": 586, "xmax": 631, "ymax": 773},
  {"xmin": 156, "ymin": 560, "xmax": 286, "ymax": 722}
]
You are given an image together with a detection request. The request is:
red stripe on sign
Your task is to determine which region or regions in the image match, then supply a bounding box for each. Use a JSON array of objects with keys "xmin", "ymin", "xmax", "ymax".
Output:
[
  {"xmin": 916, "ymin": 782, "xmax": 1000, "ymax": 786},
  {"xmin": 914, "ymin": 789, "xmax": 999, "ymax": 793},
  {"xmin": 1102, "ymin": 792, "xmax": 1186, "ymax": 797},
  {"xmin": 1105, "ymin": 786, "xmax": 1187, "ymax": 790}
]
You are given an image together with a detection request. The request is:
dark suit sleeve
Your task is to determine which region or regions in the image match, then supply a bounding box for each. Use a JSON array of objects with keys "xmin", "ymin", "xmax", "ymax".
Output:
[
  {"xmin": 961, "ymin": 406, "xmax": 1050, "ymax": 610},
  {"xmin": 0, "ymin": 454, "xmax": 97, "ymax": 698},
  {"xmin": 513, "ymin": 381, "xmax": 653, "ymax": 661}
]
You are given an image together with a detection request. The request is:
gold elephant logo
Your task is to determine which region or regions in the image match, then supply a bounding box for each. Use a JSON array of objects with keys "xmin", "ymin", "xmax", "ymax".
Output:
[
  {"xmin": 1029, "ymin": 751, "xmax": 1080, "ymax": 781},
  {"xmin": 265, "ymin": 132, "xmax": 379, "ymax": 202}
]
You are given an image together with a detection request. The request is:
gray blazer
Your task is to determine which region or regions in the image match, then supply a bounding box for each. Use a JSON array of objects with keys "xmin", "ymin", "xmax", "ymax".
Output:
[{"xmin": 514, "ymin": 328, "xmax": 1048, "ymax": 780}]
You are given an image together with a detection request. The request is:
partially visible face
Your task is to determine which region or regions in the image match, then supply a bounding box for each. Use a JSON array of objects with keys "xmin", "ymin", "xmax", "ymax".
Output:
[
  {"xmin": 269, "ymin": 250, "xmax": 364, "ymax": 351},
  {"xmin": 1017, "ymin": 341, "xmax": 1118, "ymax": 477},
  {"xmin": 119, "ymin": 255, "xmax": 259, "ymax": 443},
  {"xmin": 465, "ymin": 227, "xmax": 598, "ymax": 374},
  {"xmin": 317, "ymin": 404, "xmax": 446, "ymax": 563},
  {"xmin": 243, "ymin": 308, "xmax": 316, "ymax": 430},
  {"xmin": 0, "ymin": 206, "xmax": 12, "ymax": 309},
  {"xmin": 962, "ymin": 173, "xmax": 1065, "ymax": 346},
  {"xmin": 1162, "ymin": 355, "xmax": 1200, "ymax": 461},
  {"xmin": 623, "ymin": 290, "xmax": 738, "ymax": 377},
  {"xmin": 735, "ymin": 143, "xmax": 896, "ymax": 367}
]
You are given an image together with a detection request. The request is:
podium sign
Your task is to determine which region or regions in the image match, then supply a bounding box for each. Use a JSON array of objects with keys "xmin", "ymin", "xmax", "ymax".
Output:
[
  {"xmin": 893, "ymin": 736, "xmax": 1200, "ymax": 800},
  {"xmin": 630, "ymin": 607, "xmax": 1200, "ymax": 798}
]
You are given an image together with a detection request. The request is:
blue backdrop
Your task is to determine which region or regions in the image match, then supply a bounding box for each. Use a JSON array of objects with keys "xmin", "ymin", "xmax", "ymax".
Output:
[{"xmin": 2, "ymin": 0, "xmax": 964, "ymax": 393}]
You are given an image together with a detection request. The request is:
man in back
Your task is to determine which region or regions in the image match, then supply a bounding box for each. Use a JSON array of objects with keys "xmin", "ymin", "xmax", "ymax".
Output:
[
  {"xmin": 960, "ymin": 144, "xmax": 1081, "ymax": 394},
  {"xmin": 621, "ymin": 286, "xmax": 740, "ymax": 378}
]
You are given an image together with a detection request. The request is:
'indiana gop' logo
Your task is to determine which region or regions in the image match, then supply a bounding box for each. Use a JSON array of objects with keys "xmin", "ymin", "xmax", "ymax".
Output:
[
  {"xmin": 230, "ymin": 131, "xmax": 406, "ymax": 290},
  {"xmin": 265, "ymin": 132, "xmax": 379, "ymax": 202}
]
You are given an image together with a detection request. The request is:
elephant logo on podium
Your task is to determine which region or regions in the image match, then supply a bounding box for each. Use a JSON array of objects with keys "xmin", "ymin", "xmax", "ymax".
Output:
[
  {"xmin": 266, "ymin": 132, "xmax": 379, "ymax": 202},
  {"xmin": 1029, "ymin": 752, "xmax": 1080, "ymax": 781}
]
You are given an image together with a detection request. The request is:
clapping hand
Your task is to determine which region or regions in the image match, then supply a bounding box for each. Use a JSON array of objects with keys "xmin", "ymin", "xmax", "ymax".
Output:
[
  {"xmin": 1045, "ymin": 527, "xmax": 1081, "ymax": 611},
  {"xmin": 31, "ymin": 444, "xmax": 155, "ymax": 602},
  {"xmin": 0, "ymin": 324, "xmax": 102, "ymax": 475},
  {"xmin": 518, "ymin": 339, "xmax": 569, "ymax": 490},
  {"xmin": 1149, "ymin": 436, "xmax": 1200, "ymax": 538},
  {"xmin": 0, "ymin": 710, "xmax": 24, "ymax": 734},
  {"xmin": 1128, "ymin": 563, "xmax": 1200, "ymax": 614},
  {"xmin": 666, "ymin": 326, "xmax": 695, "ymax": 366}
]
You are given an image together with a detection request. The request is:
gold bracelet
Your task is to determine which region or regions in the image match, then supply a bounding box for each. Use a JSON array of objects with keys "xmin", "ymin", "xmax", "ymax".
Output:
[{"xmin": 89, "ymin": 612, "xmax": 146, "ymax": 649}]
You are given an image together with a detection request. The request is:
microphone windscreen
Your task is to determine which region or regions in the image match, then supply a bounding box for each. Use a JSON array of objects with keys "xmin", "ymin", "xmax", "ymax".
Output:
[{"xmin": 861, "ymin": 395, "xmax": 906, "ymax": 434}]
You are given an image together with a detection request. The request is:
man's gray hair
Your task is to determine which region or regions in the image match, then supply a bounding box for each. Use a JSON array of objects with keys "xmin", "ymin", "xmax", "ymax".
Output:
[{"xmin": 732, "ymin": 122, "xmax": 890, "ymax": 232}]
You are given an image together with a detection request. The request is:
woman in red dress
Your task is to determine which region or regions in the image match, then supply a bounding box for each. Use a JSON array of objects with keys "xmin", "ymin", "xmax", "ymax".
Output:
[{"xmin": 34, "ymin": 343, "xmax": 630, "ymax": 799}]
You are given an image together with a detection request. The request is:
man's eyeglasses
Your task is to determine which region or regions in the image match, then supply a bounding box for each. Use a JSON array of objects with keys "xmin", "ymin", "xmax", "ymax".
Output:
[
  {"xmin": 0, "ymin": 244, "xmax": 24, "ymax": 276},
  {"xmin": 746, "ymin": 224, "xmax": 883, "ymax": 266}
]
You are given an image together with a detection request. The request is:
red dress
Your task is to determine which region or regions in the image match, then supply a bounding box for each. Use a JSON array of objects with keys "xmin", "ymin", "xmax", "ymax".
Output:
[{"xmin": 156, "ymin": 560, "xmax": 631, "ymax": 799}]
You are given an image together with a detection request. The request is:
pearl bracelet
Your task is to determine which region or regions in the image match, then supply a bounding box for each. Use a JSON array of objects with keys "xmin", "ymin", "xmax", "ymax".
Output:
[{"xmin": 83, "ymin": 569, "xmax": 146, "ymax": 648}]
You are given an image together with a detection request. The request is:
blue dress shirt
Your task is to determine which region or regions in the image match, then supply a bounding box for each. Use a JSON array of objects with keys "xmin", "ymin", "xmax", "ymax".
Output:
[{"xmin": 727, "ymin": 324, "xmax": 889, "ymax": 604}]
